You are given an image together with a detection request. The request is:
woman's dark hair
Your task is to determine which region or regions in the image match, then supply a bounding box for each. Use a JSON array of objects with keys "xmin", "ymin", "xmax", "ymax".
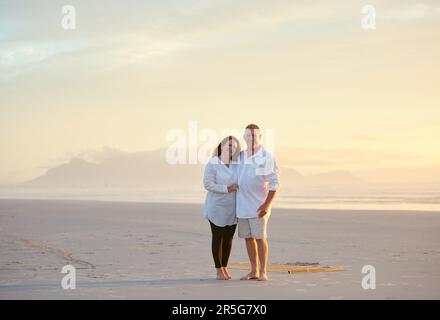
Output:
[{"xmin": 213, "ymin": 136, "xmax": 241, "ymax": 161}]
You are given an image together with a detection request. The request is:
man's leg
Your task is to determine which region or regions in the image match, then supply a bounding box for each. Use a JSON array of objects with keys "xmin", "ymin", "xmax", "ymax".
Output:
[
  {"xmin": 238, "ymin": 218, "xmax": 259, "ymax": 280},
  {"xmin": 240, "ymin": 237, "xmax": 259, "ymax": 280},
  {"xmin": 255, "ymin": 216, "xmax": 269, "ymax": 281},
  {"xmin": 256, "ymin": 238, "xmax": 268, "ymax": 276},
  {"xmin": 246, "ymin": 238, "xmax": 258, "ymax": 273}
]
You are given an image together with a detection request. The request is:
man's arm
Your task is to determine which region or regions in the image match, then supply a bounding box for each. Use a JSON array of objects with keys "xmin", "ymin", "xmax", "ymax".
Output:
[
  {"xmin": 257, "ymin": 153, "xmax": 280, "ymax": 218},
  {"xmin": 258, "ymin": 190, "xmax": 276, "ymax": 218}
]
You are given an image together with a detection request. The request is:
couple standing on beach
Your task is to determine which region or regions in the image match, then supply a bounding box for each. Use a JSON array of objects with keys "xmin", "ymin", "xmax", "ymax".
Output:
[{"xmin": 203, "ymin": 124, "xmax": 280, "ymax": 281}]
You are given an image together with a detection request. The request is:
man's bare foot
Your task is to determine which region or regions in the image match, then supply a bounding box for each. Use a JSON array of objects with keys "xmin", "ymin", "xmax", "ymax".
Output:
[
  {"xmin": 258, "ymin": 272, "xmax": 269, "ymax": 281},
  {"xmin": 240, "ymin": 271, "xmax": 259, "ymax": 280},
  {"xmin": 222, "ymin": 267, "xmax": 232, "ymax": 279},
  {"xmin": 216, "ymin": 269, "xmax": 228, "ymax": 280}
]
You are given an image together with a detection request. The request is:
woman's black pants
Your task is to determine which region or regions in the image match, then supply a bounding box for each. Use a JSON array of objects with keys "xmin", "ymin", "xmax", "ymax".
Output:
[{"xmin": 209, "ymin": 220, "xmax": 237, "ymax": 268}]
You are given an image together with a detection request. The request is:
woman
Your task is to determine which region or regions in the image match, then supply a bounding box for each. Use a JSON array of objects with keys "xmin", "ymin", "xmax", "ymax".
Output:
[{"xmin": 203, "ymin": 136, "xmax": 240, "ymax": 280}]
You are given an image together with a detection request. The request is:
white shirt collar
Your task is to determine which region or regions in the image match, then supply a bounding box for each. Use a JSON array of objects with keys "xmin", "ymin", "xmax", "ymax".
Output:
[{"xmin": 244, "ymin": 147, "xmax": 264, "ymax": 159}]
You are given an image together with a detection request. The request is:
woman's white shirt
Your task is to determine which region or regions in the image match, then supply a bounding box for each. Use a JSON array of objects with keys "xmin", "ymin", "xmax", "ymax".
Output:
[{"xmin": 203, "ymin": 157, "xmax": 237, "ymax": 227}]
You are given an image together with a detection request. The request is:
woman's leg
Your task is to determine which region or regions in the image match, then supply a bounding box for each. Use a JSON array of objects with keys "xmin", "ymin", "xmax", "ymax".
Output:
[
  {"xmin": 221, "ymin": 224, "xmax": 237, "ymax": 278},
  {"xmin": 209, "ymin": 221, "xmax": 227, "ymax": 279}
]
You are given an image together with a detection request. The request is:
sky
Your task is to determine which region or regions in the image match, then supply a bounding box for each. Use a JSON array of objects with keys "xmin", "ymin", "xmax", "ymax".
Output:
[{"xmin": 1, "ymin": 0, "xmax": 440, "ymax": 185}]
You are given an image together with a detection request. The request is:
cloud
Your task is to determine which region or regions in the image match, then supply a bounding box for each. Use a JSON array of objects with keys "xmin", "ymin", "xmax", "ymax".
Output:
[
  {"xmin": 381, "ymin": 3, "xmax": 439, "ymax": 21},
  {"xmin": 0, "ymin": 40, "xmax": 91, "ymax": 81},
  {"xmin": 0, "ymin": 0, "xmax": 352, "ymax": 77},
  {"xmin": 1, "ymin": 0, "xmax": 439, "ymax": 81}
]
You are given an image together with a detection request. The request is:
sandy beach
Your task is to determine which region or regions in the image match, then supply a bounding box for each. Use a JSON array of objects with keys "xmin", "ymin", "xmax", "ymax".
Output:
[{"xmin": 1, "ymin": 199, "xmax": 439, "ymax": 299}]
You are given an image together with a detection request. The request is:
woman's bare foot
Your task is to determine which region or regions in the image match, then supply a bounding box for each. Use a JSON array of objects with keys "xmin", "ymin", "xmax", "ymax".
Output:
[
  {"xmin": 240, "ymin": 271, "xmax": 259, "ymax": 280},
  {"xmin": 216, "ymin": 268, "xmax": 228, "ymax": 280},
  {"xmin": 222, "ymin": 267, "xmax": 232, "ymax": 279}
]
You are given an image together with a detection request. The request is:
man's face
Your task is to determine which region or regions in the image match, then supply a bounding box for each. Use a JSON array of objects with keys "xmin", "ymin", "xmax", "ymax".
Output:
[{"xmin": 244, "ymin": 128, "xmax": 262, "ymax": 148}]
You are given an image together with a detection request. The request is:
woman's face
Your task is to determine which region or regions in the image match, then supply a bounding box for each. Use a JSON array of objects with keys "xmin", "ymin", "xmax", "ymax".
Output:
[{"xmin": 221, "ymin": 138, "xmax": 238, "ymax": 159}]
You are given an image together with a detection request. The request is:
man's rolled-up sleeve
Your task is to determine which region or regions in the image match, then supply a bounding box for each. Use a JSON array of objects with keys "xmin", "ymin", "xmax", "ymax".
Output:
[{"xmin": 266, "ymin": 156, "xmax": 280, "ymax": 191}]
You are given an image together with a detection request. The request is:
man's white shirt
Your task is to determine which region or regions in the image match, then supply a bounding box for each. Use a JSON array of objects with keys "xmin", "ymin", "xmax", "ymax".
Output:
[{"xmin": 236, "ymin": 147, "xmax": 280, "ymax": 219}]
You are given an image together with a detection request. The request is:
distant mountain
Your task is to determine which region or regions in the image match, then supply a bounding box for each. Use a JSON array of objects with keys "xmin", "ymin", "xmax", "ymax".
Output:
[
  {"xmin": 20, "ymin": 148, "xmax": 365, "ymax": 189},
  {"xmin": 22, "ymin": 149, "xmax": 204, "ymax": 189}
]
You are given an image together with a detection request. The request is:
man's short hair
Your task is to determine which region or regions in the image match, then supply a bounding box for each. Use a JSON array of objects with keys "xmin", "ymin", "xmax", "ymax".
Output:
[{"xmin": 245, "ymin": 124, "xmax": 260, "ymax": 130}]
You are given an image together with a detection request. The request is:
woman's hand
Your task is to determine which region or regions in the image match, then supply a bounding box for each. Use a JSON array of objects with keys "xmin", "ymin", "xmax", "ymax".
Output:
[{"xmin": 227, "ymin": 184, "xmax": 239, "ymax": 193}]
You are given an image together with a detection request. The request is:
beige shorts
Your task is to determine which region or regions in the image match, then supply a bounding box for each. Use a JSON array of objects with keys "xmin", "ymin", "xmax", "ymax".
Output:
[{"xmin": 237, "ymin": 216, "xmax": 269, "ymax": 239}]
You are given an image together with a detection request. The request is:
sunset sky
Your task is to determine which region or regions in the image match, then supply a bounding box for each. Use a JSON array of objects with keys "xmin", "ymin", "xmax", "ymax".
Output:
[{"xmin": 1, "ymin": 0, "xmax": 439, "ymax": 185}]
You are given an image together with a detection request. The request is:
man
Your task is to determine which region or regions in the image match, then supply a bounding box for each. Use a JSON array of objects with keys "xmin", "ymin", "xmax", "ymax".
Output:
[{"xmin": 236, "ymin": 124, "xmax": 279, "ymax": 281}]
